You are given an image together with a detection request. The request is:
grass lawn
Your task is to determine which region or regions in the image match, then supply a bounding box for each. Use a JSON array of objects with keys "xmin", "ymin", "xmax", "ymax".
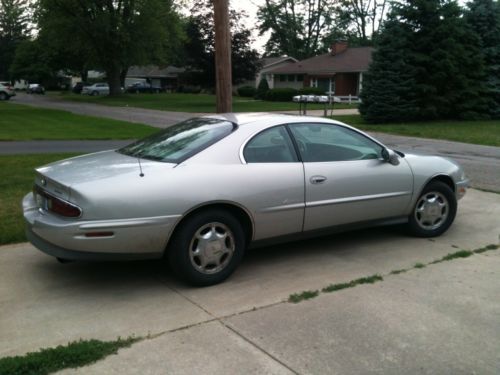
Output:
[
  {"xmin": 0, "ymin": 153, "xmax": 80, "ymax": 245},
  {"xmin": 0, "ymin": 102, "xmax": 157, "ymax": 141},
  {"xmin": 50, "ymin": 91, "xmax": 358, "ymax": 113},
  {"xmin": 331, "ymin": 115, "xmax": 500, "ymax": 147}
]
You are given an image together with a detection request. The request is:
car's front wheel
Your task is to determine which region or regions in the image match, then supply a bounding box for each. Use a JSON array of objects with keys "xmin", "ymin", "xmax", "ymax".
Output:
[
  {"xmin": 408, "ymin": 181, "xmax": 457, "ymax": 237},
  {"xmin": 168, "ymin": 209, "xmax": 246, "ymax": 286}
]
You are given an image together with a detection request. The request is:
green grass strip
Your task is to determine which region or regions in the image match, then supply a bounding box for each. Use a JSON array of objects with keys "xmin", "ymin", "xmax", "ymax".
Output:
[
  {"xmin": 288, "ymin": 290, "xmax": 320, "ymax": 303},
  {"xmin": 473, "ymin": 244, "xmax": 499, "ymax": 254},
  {"xmin": 288, "ymin": 243, "xmax": 498, "ymax": 304},
  {"xmin": 322, "ymin": 274, "xmax": 383, "ymax": 293},
  {"xmin": 0, "ymin": 337, "xmax": 139, "ymax": 375}
]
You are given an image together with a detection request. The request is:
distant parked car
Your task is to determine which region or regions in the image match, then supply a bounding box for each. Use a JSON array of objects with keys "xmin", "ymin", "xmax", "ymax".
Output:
[
  {"xmin": 126, "ymin": 82, "xmax": 162, "ymax": 94},
  {"xmin": 72, "ymin": 82, "xmax": 89, "ymax": 94},
  {"xmin": 27, "ymin": 83, "xmax": 45, "ymax": 94},
  {"xmin": 0, "ymin": 81, "xmax": 16, "ymax": 100},
  {"xmin": 82, "ymin": 83, "xmax": 109, "ymax": 96}
]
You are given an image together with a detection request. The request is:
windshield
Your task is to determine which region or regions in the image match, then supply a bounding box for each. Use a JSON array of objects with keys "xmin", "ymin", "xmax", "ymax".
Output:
[{"xmin": 118, "ymin": 118, "xmax": 236, "ymax": 163}]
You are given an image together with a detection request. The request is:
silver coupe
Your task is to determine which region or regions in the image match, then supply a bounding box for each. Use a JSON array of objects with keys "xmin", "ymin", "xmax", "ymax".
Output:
[{"xmin": 23, "ymin": 114, "xmax": 469, "ymax": 285}]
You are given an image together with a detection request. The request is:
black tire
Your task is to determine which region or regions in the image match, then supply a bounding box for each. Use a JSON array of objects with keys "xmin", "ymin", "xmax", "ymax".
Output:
[
  {"xmin": 408, "ymin": 181, "xmax": 457, "ymax": 237},
  {"xmin": 167, "ymin": 209, "xmax": 246, "ymax": 286},
  {"xmin": 0, "ymin": 92, "xmax": 7, "ymax": 100},
  {"xmin": 92, "ymin": 91, "xmax": 98, "ymax": 96}
]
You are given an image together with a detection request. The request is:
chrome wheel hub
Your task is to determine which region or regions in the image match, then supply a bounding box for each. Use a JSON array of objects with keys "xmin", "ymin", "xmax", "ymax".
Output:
[
  {"xmin": 189, "ymin": 222, "xmax": 235, "ymax": 274},
  {"xmin": 414, "ymin": 191, "xmax": 449, "ymax": 230}
]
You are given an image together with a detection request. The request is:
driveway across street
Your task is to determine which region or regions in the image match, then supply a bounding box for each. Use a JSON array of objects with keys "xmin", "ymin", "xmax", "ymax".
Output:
[{"xmin": 1, "ymin": 189, "xmax": 499, "ymax": 373}]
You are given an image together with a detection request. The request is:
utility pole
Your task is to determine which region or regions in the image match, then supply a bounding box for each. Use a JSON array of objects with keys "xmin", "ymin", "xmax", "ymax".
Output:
[{"xmin": 213, "ymin": 0, "xmax": 232, "ymax": 113}]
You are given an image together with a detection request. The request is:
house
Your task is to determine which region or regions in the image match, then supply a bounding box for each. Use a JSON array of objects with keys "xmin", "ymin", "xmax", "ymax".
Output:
[
  {"xmin": 126, "ymin": 65, "xmax": 185, "ymax": 90},
  {"xmin": 266, "ymin": 42, "xmax": 373, "ymax": 97},
  {"xmin": 254, "ymin": 56, "xmax": 298, "ymax": 89}
]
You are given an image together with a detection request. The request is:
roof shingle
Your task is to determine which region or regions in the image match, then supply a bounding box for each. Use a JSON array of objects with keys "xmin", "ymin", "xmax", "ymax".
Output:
[{"xmin": 267, "ymin": 47, "xmax": 373, "ymax": 75}]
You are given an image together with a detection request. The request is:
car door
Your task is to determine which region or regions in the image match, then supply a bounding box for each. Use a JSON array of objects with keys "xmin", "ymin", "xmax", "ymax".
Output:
[
  {"xmin": 288, "ymin": 123, "xmax": 413, "ymax": 232},
  {"xmin": 241, "ymin": 125, "xmax": 305, "ymax": 240}
]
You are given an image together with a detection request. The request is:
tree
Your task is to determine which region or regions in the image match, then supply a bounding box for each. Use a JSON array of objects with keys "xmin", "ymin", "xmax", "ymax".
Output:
[
  {"xmin": 257, "ymin": 0, "xmax": 336, "ymax": 59},
  {"xmin": 359, "ymin": 12, "xmax": 419, "ymax": 122},
  {"xmin": 466, "ymin": 0, "xmax": 500, "ymax": 118},
  {"xmin": 0, "ymin": 0, "xmax": 31, "ymax": 80},
  {"xmin": 182, "ymin": 0, "xmax": 260, "ymax": 88},
  {"xmin": 333, "ymin": 0, "xmax": 388, "ymax": 43},
  {"xmin": 37, "ymin": 0, "xmax": 184, "ymax": 95},
  {"xmin": 9, "ymin": 38, "xmax": 54, "ymax": 82},
  {"xmin": 360, "ymin": 0, "xmax": 488, "ymax": 123}
]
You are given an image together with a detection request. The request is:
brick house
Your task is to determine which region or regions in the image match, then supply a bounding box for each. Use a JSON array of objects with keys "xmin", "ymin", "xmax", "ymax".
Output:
[{"xmin": 266, "ymin": 42, "xmax": 373, "ymax": 97}]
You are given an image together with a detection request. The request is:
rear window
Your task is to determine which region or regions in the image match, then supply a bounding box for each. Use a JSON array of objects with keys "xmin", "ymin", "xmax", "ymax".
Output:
[{"xmin": 118, "ymin": 118, "xmax": 236, "ymax": 163}]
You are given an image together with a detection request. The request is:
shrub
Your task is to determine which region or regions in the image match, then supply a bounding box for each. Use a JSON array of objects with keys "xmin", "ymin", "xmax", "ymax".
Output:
[
  {"xmin": 265, "ymin": 88, "xmax": 298, "ymax": 101},
  {"xmin": 237, "ymin": 85, "xmax": 257, "ymax": 97},
  {"xmin": 255, "ymin": 78, "xmax": 270, "ymax": 99},
  {"xmin": 177, "ymin": 85, "xmax": 201, "ymax": 94}
]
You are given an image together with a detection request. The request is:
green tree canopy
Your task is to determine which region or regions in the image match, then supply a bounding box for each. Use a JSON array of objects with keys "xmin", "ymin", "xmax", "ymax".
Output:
[
  {"xmin": 37, "ymin": 0, "xmax": 184, "ymax": 95},
  {"xmin": 181, "ymin": 0, "xmax": 260, "ymax": 88},
  {"xmin": 466, "ymin": 0, "xmax": 500, "ymax": 118},
  {"xmin": 360, "ymin": 0, "xmax": 488, "ymax": 123},
  {"xmin": 0, "ymin": 0, "xmax": 31, "ymax": 80},
  {"xmin": 257, "ymin": 0, "xmax": 337, "ymax": 59}
]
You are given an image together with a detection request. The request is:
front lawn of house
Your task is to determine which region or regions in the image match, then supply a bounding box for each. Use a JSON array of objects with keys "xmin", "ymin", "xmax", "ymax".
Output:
[
  {"xmin": 50, "ymin": 92, "xmax": 358, "ymax": 113},
  {"xmin": 0, "ymin": 153, "xmax": 80, "ymax": 245},
  {"xmin": 332, "ymin": 115, "xmax": 500, "ymax": 147},
  {"xmin": 0, "ymin": 102, "xmax": 157, "ymax": 141}
]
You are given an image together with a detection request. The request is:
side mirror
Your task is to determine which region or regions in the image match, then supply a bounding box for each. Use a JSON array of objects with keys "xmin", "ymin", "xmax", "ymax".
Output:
[{"xmin": 381, "ymin": 148, "xmax": 400, "ymax": 165}]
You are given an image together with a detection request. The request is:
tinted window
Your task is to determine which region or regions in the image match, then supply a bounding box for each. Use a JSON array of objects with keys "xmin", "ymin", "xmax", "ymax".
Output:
[
  {"xmin": 119, "ymin": 118, "xmax": 235, "ymax": 163},
  {"xmin": 244, "ymin": 126, "xmax": 298, "ymax": 163},
  {"xmin": 289, "ymin": 123, "xmax": 383, "ymax": 162}
]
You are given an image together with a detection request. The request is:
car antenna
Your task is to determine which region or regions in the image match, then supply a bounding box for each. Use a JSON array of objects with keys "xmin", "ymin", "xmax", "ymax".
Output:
[{"xmin": 137, "ymin": 157, "xmax": 145, "ymax": 177}]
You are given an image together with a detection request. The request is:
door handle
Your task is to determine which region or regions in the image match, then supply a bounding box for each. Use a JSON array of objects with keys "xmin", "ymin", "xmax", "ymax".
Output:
[{"xmin": 310, "ymin": 175, "xmax": 327, "ymax": 184}]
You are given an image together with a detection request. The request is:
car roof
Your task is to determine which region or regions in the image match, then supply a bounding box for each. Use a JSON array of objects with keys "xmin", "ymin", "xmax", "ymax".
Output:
[{"xmin": 202, "ymin": 112, "xmax": 339, "ymax": 126}]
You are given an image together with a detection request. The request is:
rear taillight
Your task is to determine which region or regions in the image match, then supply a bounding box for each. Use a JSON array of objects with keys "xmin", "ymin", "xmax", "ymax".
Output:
[{"xmin": 34, "ymin": 185, "xmax": 82, "ymax": 218}]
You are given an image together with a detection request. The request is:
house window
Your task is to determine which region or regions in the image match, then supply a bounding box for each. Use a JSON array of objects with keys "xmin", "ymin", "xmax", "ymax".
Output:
[
  {"xmin": 296, "ymin": 75, "xmax": 304, "ymax": 82},
  {"xmin": 287, "ymin": 74, "xmax": 295, "ymax": 82},
  {"xmin": 279, "ymin": 75, "xmax": 286, "ymax": 82}
]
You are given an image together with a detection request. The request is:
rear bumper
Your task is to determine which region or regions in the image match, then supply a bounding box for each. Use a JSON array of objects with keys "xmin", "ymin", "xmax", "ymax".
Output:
[{"xmin": 23, "ymin": 192, "xmax": 180, "ymax": 260}]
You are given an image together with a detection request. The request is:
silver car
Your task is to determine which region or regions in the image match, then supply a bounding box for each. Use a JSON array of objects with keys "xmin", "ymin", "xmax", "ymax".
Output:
[
  {"xmin": 81, "ymin": 83, "xmax": 109, "ymax": 96},
  {"xmin": 23, "ymin": 114, "xmax": 469, "ymax": 285}
]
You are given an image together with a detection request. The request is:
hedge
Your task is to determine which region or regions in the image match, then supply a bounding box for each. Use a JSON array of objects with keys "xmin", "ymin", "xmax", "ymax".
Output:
[{"xmin": 237, "ymin": 86, "xmax": 257, "ymax": 97}]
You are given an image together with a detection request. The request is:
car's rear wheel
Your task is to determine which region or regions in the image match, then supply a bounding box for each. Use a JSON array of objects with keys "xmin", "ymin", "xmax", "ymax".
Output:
[
  {"xmin": 91, "ymin": 91, "xmax": 98, "ymax": 96},
  {"xmin": 0, "ymin": 92, "xmax": 7, "ymax": 100},
  {"xmin": 167, "ymin": 209, "xmax": 246, "ymax": 286},
  {"xmin": 408, "ymin": 181, "xmax": 457, "ymax": 237}
]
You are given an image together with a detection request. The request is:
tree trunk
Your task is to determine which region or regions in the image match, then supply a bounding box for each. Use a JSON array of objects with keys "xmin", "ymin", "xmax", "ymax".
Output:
[
  {"xmin": 107, "ymin": 66, "xmax": 122, "ymax": 96},
  {"xmin": 213, "ymin": 0, "xmax": 232, "ymax": 113},
  {"xmin": 120, "ymin": 68, "xmax": 128, "ymax": 87}
]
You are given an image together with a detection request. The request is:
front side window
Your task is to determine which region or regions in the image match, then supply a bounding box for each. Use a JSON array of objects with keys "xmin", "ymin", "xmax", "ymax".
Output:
[
  {"xmin": 119, "ymin": 118, "xmax": 235, "ymax": 163},
  {"xmin": 289, "ymin": 123, "xmax": 383, "ymax": 162},
  {"xmin": 243, "ymin": 126, "xmax": 298, "ymax": 163}
]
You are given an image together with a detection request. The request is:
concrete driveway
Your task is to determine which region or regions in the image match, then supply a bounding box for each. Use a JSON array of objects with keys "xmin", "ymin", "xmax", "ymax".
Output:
[{"xmin": 1, "ymin": 189, "xmax": 499, "ymax": 374}]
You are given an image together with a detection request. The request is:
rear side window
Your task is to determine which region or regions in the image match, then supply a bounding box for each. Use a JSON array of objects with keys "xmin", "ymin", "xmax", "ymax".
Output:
[
  {"xmin": 243, "ymin": 126, "xmax": 298, "ymax": 163},
  {"xmin": 119, "ymin": 118, "xmax": 236, "ymax": 163}
]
